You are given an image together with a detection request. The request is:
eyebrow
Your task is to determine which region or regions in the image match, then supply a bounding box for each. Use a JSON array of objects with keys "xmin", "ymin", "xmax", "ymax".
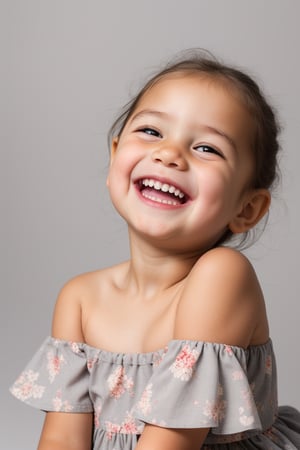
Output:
[
  {"xmin": 129, "ymin": 109, "xmax": 237, "ymax": 152},
  {"xmin": 204, "ymin": 125, "xmax": 237, "ymax": 152},
  {"xmin": 129, "ymin": 109, "xmax": 169, "ymax": 123}
]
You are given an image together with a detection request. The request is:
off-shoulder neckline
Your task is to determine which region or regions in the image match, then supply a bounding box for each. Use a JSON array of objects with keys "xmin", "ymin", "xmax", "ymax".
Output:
[{"xmin": 48, "ymin": 336, "xmax": 272, "ymax": 358}]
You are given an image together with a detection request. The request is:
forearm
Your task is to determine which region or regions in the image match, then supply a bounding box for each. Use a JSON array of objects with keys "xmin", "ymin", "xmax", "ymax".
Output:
[
  {"xmin": 37, "ymin": 412, "xmax": 93, "ymax": 450},
  {"xmin": 38, "ymin": 442, "xmax": 77, "ymax": 450}
]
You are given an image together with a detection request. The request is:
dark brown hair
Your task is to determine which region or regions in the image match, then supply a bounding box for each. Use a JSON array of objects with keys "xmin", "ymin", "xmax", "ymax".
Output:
[{"xmin": 108, "ymin": 49, "xmax": 281, "ymax": 247}]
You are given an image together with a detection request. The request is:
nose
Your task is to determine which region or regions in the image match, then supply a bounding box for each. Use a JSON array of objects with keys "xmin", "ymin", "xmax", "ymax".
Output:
[{"xmin": 151, "ymin": 145, "xmax": 188, "ymax": 170}]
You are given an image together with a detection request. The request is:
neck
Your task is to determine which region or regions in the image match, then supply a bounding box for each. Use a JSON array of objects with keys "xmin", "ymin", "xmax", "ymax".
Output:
[{"xmin": 123, "ymin": 231, "xmax": 202, "ymax": 299}]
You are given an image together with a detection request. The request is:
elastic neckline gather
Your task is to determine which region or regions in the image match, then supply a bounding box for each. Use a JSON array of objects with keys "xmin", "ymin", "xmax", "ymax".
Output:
[{"xmin": 47, "ymin": 336, "xmax": 272, "ymax": 365}]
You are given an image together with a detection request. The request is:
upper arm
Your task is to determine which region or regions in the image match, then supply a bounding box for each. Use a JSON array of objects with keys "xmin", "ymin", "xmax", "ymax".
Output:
[
  {"xmin": 38, "ymin": 276, "xmax": 92, "ymax": 450},
  {"xmin": 174, "ymin": 247, "xmax": 266, "ymax": 348},
  {"xmin": 51, "ymin": 275, "xmax": 87, "ymax": 342},
  {"xmin": 137, "ymin": 250, "xmax": 264, "ymax": 449}
]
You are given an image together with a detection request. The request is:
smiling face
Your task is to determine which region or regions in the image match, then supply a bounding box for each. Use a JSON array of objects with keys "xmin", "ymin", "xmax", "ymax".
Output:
[{"xmin": 107, "ymin": 74, "xmax": 270, "ymax": 254}]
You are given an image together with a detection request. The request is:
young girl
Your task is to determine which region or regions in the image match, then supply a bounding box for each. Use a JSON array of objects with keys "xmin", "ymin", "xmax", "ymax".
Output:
[{"xmin": 11, "ymin": 50, "xmax": 300, "ymax": 449}]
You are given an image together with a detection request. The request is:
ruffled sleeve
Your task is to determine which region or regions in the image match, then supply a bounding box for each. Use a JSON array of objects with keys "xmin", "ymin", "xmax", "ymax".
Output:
[
  {"xmin": 10, "ymin": 337, "xmax": 93, "ymax": 413},
  {"xmin": 134, "ymin": 340, "xmax": 264, "ymax": 436}
]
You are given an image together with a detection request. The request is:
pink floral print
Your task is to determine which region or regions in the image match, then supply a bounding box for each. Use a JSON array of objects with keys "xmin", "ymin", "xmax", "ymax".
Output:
[
  {"xmin": 69, "ymin": 342, "xmax": 80, "ymax": 354},
  {"xmin": 121, "ymin": 412, "xmax": 141, "ymax": 434},
  {"xmin": 225, "ymin": 345, "xmax": 233, "ymax": 356},
  {"xmin": 105, "ymin": 411, "xmax": 142, "ymax": 440},
  {"xmin": 94, "ymin": 402, "xmax": 102, "ymax": 429},
  {"xmin": 203, "ymin": 398, "xmax": 227, "ymax": 422},
  {"xmin": 52, "ymin": 389, "xmax": 74, "ymax": 412},
  {"xmin": 241, "ymin": 386, "xmax": 255, "ymax": 411},
  {"xmin": 11, "ymin": 337, "xmax": 293, "ymax": 449},
  {"xmin": 107, "ymin": 366, "xmax": 134, "ymax": 399},
  {"xmin": 238, "ymin": 386, "xmax": 256, "ymax": 426},
  {"xmin": 232, "ymin": 370, "xmax": 245, "ymax": 381},
  {"xmin": 10, "ymin": 370, "xmax": 45, "ymax": 401},
  {"xmin": 265, "ymin": 354, "xmax": 272, "ymax": 375},
  {"xmin": 238, "ymin": 407, "xmax": 255, "ymax": 427},
  {"xmin": 152, "ymin": 345, "xmax": 168, "ymax": 368},
  {"xmin": 137, "ymin": 383, "xmax": 153, "ymax": 415},
  {"xmin": 105, "ymin": 421, "xmax": 120, "ymax": 440},
  {"xmin": 169, "ymin": 344, "xmax": 199, "ymax": 381},
  {"xmin": 202, "ymin": 384, "xmax": 226, "ymax": 423},
  {"xmin": 87, "ymin": 357, "xmax": 98, "ymax": 371},
  {"xmin": 47, "ymin": 350, "xmax": 65, "ymax": 383}
]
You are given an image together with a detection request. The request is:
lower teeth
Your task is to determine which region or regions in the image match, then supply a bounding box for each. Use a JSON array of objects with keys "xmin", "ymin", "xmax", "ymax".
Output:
[{"xmin": 142, "ymin": 191, "xmax": 179, "ymax": 205}]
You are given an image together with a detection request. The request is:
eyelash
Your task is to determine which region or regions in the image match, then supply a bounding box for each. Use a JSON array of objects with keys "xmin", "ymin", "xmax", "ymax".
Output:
[
  {"xmin": 137, "ymin": 127, "xmax": 162, "ymax": 138},
  {"xmin": 194, "ymin": 144, "xmax": 223, "ymax": 158},
  {"xmin": 136, "ymin": 128, "xmax": 224, "ymax": 158}
]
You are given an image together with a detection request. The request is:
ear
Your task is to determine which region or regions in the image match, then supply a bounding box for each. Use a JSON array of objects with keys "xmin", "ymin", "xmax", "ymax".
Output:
[
  {"xmin": 106, "ymin": 137, "xmax": 119, "ymax": 187},
  {"xmin": 229, "ymin": 189, "xmax": 271, "ymax": 234},
  {"xmin": 110, "ymin": 137, "xmax": 119, "ymax": 164}
]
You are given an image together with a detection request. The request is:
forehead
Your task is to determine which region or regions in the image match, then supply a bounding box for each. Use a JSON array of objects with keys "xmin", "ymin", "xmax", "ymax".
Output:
[
  {"xmin": 136, "ymin": 73, "xmax": 244, "ymax": 112},
  {"xmin": 130, "ymin": 74, "xmax": 255, "ymax": 144}
]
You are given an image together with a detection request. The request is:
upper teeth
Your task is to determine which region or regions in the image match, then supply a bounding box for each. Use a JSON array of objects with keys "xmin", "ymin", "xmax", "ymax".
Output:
[{"xmin": 142, "ymin": 179, "xmax": 185, "ymax": 199}]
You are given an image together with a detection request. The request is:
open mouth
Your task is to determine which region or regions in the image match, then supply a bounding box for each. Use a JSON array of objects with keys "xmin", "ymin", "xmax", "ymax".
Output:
[{"xmin": 136, "ymin": 178, "xmax": 188, "ymax": 205}]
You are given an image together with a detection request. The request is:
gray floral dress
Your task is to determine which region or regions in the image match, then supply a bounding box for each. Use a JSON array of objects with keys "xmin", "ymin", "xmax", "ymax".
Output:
[{"xmin": 10, "ymin": 337, "xmax": 300, "ymax": 449}]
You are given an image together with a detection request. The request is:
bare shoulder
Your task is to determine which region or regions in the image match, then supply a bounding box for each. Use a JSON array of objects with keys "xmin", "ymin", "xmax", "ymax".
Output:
[
  {"xmin": 51, "ymin": 267, "xmax": 113, "ymax": 342},
  {"xmin": 175, "ymin": 247, "xmax": 269, "ymax": 347},
  {"xmin": 193, "ymin": 246, "xmax": 259, "ymax": 285}
]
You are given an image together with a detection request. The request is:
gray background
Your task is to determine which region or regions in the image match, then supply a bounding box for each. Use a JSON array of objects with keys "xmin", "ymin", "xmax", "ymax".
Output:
[{"xmin": 1, "ymin": 1, "xmax": 299, "ymax": 449}]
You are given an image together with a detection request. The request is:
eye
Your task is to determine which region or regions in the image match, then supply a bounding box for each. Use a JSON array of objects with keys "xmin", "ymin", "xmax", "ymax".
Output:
[
  {"xmin": 194, "ymin": 144, "xmax": 224, "ymax": 158},
  {"xmin": 137, "ymin": 127, "xmax": 162, "ymax": 138}
]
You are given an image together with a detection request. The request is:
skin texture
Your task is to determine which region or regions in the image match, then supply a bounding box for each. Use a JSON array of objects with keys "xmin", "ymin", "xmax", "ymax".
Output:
[
  {"xmin": 107, "ymin": 75, "xmax": 270, "ymax": 253},
  {"xmin": 38, "ymin": 74, "xmax": 271, "ymax": 450}
]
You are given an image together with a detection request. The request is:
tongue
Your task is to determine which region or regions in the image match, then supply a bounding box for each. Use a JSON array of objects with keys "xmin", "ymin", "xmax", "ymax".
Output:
[{"xmin": 142, "ymin": 187, "xmax": 182, "ymax": 204}]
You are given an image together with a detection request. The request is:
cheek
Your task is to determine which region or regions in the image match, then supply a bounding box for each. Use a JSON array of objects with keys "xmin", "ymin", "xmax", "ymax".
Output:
[
  {"xmin": 106, "ymin": 153, "xmax": 134, "ymax": 203},
  {"xmin": 109, "ymin": 151, "xmax": 127, "ymax": 180},
  {"xmin": 106, "ymin": 162, "xmax": 116, "ymax": 189},
  {"xmin": 200, "ymin": 170, "xmax": 230, "ymax": 201},
  {"xmin": 195, "ymin": 170, "xmax": 241, "ymax": 220},
  {"xmin": 106, "ymin": 161, "xmax": 120, "ymax": 200},
  {"xmin": 108, "ymin": 140, "xmax": 147, "ymax": 188}
]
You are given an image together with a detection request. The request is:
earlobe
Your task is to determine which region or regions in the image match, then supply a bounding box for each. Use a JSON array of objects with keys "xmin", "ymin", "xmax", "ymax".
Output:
[{"xmin": 229, "ymin": 189, "xmax": 271, "ymax": 234}]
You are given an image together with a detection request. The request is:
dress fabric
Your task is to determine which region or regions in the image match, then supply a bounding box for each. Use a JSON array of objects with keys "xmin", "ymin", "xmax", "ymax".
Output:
[{"xmin": 10, "ymin": 337, "xmax": 300, "ymax": 449}]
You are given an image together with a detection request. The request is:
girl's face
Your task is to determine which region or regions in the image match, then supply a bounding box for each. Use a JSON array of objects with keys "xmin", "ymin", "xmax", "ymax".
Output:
[{"xmin": 107, "ymin": 74, "xmax": 261, "ymax": 253}]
